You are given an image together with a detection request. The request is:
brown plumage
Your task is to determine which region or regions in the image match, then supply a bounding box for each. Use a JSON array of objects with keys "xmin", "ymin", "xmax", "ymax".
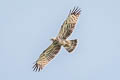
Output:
[
  {"xmin": 33, "ymin": 7, "xmax": 81, "ymax": 71},
  {"xmin": 33, "ymin": 41, "xmax": 61, "ymax": 71},
  {"xmin": 57, "ymin": 7, "xmax": 81, "ymax": 39}
]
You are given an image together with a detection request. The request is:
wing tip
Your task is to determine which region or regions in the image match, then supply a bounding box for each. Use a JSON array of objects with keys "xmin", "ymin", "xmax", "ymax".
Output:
[
  {"xmin": 69, "ymin": 7, "xmax": 81, "ymax": 16},
  {"xmin": 32, "ymin": 63, "xmax": 43, "ymax": 72}
]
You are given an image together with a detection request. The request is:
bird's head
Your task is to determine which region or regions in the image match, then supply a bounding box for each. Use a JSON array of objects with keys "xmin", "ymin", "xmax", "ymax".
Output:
[{"xmin": 50, "ymin": 38, "xmax": 56, "ymax": 42}]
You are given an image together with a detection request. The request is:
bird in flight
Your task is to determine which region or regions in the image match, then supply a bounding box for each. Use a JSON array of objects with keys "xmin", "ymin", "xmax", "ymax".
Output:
[{"xmin": 33, "ymin": 7, "xmax": 81, "ymax": 71}]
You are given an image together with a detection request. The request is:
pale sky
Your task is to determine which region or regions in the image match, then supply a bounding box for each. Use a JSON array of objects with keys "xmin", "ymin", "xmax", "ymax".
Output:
[{"xmin": 0, "ymin": 0, "xmax": 120, "ymax": 80}]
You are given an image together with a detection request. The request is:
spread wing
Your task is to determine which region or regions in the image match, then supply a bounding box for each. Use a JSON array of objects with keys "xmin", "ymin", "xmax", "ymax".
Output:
[
  {"xmin": 57, "ymin": 7, "xmax": 81, "ymax": 39},
  {"xmin": 33, "ymin": 42, "xmax": 61, "ymax": 72}
]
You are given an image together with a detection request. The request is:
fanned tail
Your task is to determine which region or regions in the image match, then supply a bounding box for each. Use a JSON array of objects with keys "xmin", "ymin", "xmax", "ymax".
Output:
[{"xmin": 64, "ymin": 39, "xmax": 77, "ymax": 53}]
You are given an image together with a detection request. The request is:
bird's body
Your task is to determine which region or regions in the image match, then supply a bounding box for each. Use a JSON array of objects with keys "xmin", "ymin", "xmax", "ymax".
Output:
[
  {"xmin": 33, "ymin": 7, "xmax": 81, "ymax": 71},
  {"xmin": 51, "ymin": 37, "xmax": 69, "ymax": 46}
]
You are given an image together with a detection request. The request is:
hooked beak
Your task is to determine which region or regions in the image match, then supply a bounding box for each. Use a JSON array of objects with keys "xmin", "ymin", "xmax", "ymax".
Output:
[{"xmin": 50, "ymin": 38, "xmax": 54, "ymax": 41}]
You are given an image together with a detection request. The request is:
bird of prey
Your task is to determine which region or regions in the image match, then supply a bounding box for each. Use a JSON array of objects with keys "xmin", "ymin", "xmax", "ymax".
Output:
[{"xmin": 33, "ymin": 7, "xmax": 81, "ymax": 71}]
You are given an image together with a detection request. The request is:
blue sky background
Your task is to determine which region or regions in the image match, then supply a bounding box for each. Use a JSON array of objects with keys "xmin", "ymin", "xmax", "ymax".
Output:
[{"xmin": 0, "ymin": 0, "xmax": 120, "ymax": 80}]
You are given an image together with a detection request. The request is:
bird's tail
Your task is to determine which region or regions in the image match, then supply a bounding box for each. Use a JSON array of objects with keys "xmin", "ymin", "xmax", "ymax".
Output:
[{"xmin": 63, "ymin": 39, "xmax": 77, "ymax": 53}]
